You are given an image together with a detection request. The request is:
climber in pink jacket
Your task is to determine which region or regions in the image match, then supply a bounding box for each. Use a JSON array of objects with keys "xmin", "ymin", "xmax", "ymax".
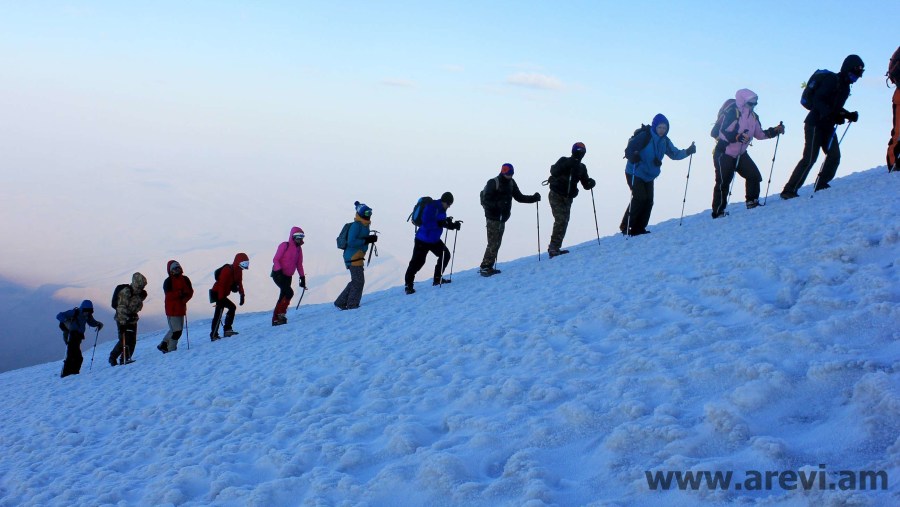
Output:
[{"xmin": 271, "ymin": 226, "xmax": 306, "ymax": 326}]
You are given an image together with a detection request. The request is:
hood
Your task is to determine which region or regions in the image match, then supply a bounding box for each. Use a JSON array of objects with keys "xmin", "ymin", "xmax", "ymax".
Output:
[
  {"xmin": 131, "ymin": 272, "xmax": 147, "ymax": 290},
  {"xmin": 735, "ymin": 88, "xmax": 758, "ymax": 109},
  {"xmin": 651, "ymin": 114, "xmax": 669, "ymax": 134},
  {"xmin": 289, "ymin": 226, "xmax": 304, "ymax": 241},
  {"xmin": 233, "ymin": 252, "xmax": 249, "ymax": 267},
  {"xmin": 166, "ymin": 260, "xmax": 181, "ymax": 275},
  {"xmin": 840, "ymin": 54, "xmax": 864, "ymax": 74},
  {"xmin": 79, "ymin": 300, "xmax": 93, "ymax": 311}
]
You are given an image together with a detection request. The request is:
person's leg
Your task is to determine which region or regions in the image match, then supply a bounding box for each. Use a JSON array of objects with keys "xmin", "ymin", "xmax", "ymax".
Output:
[
  {"xmin": 635, "ymin": 179, "xmax": 654, "ymax": 232},
  {"xmin": 548, "ymin": 191, "xmax": 572, "ymax": 252},
  {"xmin": 430, "ymin": 240, "xmax": 451, "ymax": 283},
  {"xmin": 345, "ymin": 266, "xmax": 365, "ymax": 308},
  {"xmin": 123, "ymin": 323, "xmax": 137, "ymax": 362},
  {"xmin": 712, "ymin": 152, "xmax": 736, "ymax": 216},
  {"xmin": 404, "ymin": 240, "xmax": 430, "ymax": 288},
  {"xmin": 816, "ymin": 130, "xmax": 842, "ymax": 189},
  {"xmin": 888, "ymin": 88, "xmax": 900, "ymax": 169},
  {"xmin": 222, "ymin": 298, "xmax": 237, "ymax": 332},
  {"xmin": 735, "ymin": 153, "xmax": 762, "ymax": 204},
  {"xmin": 782, "ymin": 123, "xmax": 821, "ymax": 195},
  {"xmin": 165, "ymin": 316, "xmax": 184, "ymax": 351}
]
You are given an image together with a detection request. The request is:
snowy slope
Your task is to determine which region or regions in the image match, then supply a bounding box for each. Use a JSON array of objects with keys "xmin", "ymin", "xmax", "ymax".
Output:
[{"xmin": 1, "ymin": 168, "xmax": 898, "ymax": 506}]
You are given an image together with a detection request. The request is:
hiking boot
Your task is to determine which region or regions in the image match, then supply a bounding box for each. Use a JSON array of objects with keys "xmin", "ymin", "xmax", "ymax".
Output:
[
  {"xmin": 548, "ymin": 249, "xmax": 570, "ymax": 258},
  {"xmin": 223, "ymin": 329, "xmax": 238, "ymax": 337},
  {"xmin": 746, "ymin": 199, "xmax": 760, "ymax": 209},
  {"xmin": 404, "ymin": 286, "xmax": 416, "ymax": 295},
  {"xmin": 780, "ymin": 190, "xmax": 799, "ymax": 200},
  {"xmin": 479, "ymin": 267, "xmax": 501, "ymax": 277},
  {"xmin": 123, "ymin": 358, "xmax": 136, "ymax": 365},
  {"xmin": 334, "ymin": 302, "xmax": 346, "ymax": 310},
  {"xmin": 631, "ymin": 229, "xmax": 650, "ymax": 236},
  {"xmin": 109, "ymin": 356, "xmax": 117, "ymax": 367},
  {"xmin": 433, "ymin": 277, "xmax": 452, "ymax": 286},
  {"xmin": 157, "ymin": 342, "xmax": 168, "ymax": 354},
  {"xmin": 272, "ymin": 314, "xmax": 287, "ymax": 326},
  {"xmin": 210, "ymin": 332, "xmax": 221, "ymax": 341},
  {"xmin": 711, "ymin": 210, "xmax": 729, "ymax": 219},
  {"xmin": 814, "ymin": 183, "xmax": 831, "ymax": 191}
]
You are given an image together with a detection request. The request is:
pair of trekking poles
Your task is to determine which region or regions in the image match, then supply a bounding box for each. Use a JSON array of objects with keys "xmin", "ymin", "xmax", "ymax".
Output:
[{"xmin": 87, "ymin": 314, "xmax": 192, "ymax": 372}]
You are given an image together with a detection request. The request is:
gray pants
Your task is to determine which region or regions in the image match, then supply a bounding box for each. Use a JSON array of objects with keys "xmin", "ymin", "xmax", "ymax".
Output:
[
  {"xmin": 548, "ymin": 190, "xmax": 572, "ymax": 251},
  {"xmin": 335, "ymin": 266, "xmax": 365, "ymax": 309},
  {"xmin": 163, "ymin": 316, "xmax": 185, "ymax": 351},
  {"xmin": 480, "ymin": 219, "xmax": 506, "ymax": 269}
]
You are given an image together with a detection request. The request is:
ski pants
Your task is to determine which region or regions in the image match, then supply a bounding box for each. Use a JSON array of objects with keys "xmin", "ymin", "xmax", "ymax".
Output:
[
  {"xmin": 712, "ymin": 150, "xmax": 762, "ymax": 215},
  {"xmin": 271, "ymin": 270, "xmax": 294, "ymax": 320},
  {"xmin": 61, "ymin": 331, "xmax": 85, "ymax": 377},
  {"xmin": 889, "ymin": 87, "xmax": 900, "ymax": 170},
  {"xmin": 404, "ymin": 238, "xmax": 450, "ymax": 287},
  {"xmin": 480, "ymin": 219, "xmax": 506, "ymax": 269},
  {"xmin": 783, "ymin": 123, "xmax": 840, "ymax": 194},
  {"xmin": 335, "ymin": 266, "xmax": 365, "ymax": 309},
  {"xmin": 163, "ymin": 316, "xmax": 184, "ymax": 351},
  {"xmin": 548, "ymin": 190, "xmax": 572, "ymax": 251},
  {"xmin": 212, "ymin": 297, "xmax": 236, "ymax": 334},
  {"xmin": 110, "ymin": 322, "xmax": 137, "ymax": 364},
  {"xmin": 620, "ymin": 172, "xmax": 654, "ymax": 234}
]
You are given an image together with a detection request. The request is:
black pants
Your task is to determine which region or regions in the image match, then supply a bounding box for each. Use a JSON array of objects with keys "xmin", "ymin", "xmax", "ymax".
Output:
[
  {"xmin": 109, "ymin": 323, "xmax": 137, "ymax": 364},
  {"xmin": 212, "ymin": 297, "xmax": 237, "ymax": 334},
  {"xmin": 61, "ymin": 331, "xmax": 85, "ymax": 377},
  {"xmin": 783, "ymin": 123, "xmax": 840, "ymax": 194},
  {"xmin": 620, "ymin": 172, "xmax": 654, "ymax": 234},
  {"xmin": 404, "ymin": 238, "xmax": 450, "ymax": 287},
  {"xmin": 712, "ymin": 149, "xmax": 762, "ymax": 215}
]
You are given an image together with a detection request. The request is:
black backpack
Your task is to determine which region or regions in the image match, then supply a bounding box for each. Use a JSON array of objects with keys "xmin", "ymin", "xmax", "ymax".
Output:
[
  {"xmin": 479, "ymin": 177, "xmax": 501, "ymax": 207},
  {"xmin": 800, "ymin": 69, "xmax": 834, "ymax": 110},
  {"xmin": 111, "ymin": 284, "xmax": 130, "ymax": 310},
  {"xmin": 887, "ymin": 47, "xmax": 900, "ymax": 86},
  {"xmin": 336, "ymin": 223, "xmax": 353, "ymax": 250},
  {"xmin": 710, "ymin": 99, "xmax": 739, "ymax": 138},
  {"xmin": 406, "ymin": 196, "xmax": 433, "ymax": 227},
  {"xmin": 624, "ymin": 124, "xmax": 652, "ymax": 160}
]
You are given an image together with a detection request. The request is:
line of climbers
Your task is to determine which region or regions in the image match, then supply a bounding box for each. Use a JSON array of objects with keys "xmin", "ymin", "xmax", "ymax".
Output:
[{"xmin": 55, "ymin": 51, "xmax": 899, "ymax": 378}]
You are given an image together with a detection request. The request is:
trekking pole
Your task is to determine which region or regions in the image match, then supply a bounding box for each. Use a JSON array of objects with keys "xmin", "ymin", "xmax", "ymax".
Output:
[
  {"xmin": 679, "ymin": 153, "xmax": 693, "ymax": 226},
  {"xmin": 295, "ymin": 287, "xmax": 306, "ymax": 310},
  {"xmin": 762, "ymin": 122, "xmax": 783, "ymax": 206},
  {"xmin": 448, "ymin": 225, "xmax": 460, "ymax": 281},
  {"xmin": 184, "ymin": 312, "xmax": 190, "ymax": 350},
  {"xmin": 589, "ymin": 188, "xmax": 601, "ymax": 246},
  {"xmin": 439, "ymin": 227, "xmax": 448, "ymax": 287},
  {"xmin": 88, "ymin": 328, "xmax": 100, "ymax": 372},
  {"xmin": 536, "ymin": 202, "xmax": 541, "ymax": 261},
  {"xmin": 812, "ymin": 123, "xmax": 850, "ymax": 197}
]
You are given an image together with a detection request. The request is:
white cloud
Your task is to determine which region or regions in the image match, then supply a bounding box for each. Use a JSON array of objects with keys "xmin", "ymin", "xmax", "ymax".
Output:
[{"xmin": 505, "ymin": 72, "xmax": 564, "ymax": 91}]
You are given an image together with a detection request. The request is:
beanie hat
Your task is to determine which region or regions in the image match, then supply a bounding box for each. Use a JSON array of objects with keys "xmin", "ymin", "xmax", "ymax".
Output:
[
  {"xmin": 354, "ymin": 201, "xmax": 373, "ymax": 218},
  {"xmin": 132, "ymin": 272, "xmax": 147, "ymax": 289},
  {"xmin": 440, "ymin": 192, "xmax": 454, "ymax": 205},
  {"xmin": 500, "ymin": 163, "xmax": 514, "ymax": 176},
  {"xmin": 840, "ymin": 54, "xmax": 865, "ymax": 78},
  {"xmin": 572, "ymin": 142, "xmax": 586, "ymax": 154},
  {"xmin": 651, "ymin": 114, "xmax": 669, "ymax": 131},
  {"xmin": 80, "ymin": 300, "xmax": 93, "ymax": 311}
]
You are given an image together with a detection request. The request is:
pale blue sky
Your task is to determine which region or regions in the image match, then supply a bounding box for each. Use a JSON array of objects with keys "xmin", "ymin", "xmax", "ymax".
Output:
[{"xmin": 0, "ymin": 1, "xmax": 895, "ymax": 369}]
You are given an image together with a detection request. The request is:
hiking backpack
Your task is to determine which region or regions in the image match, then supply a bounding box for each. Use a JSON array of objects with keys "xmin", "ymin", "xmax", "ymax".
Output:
[
  {"xmin": 336, "ymin": 222, "xmax": 353, "ymax": 250},
  {"xmin": 710, "ymin": 99, "xmax": 739, "ymax": 138},
  {"xmin": 624, "ymin": 124, "xmax": 652, "ymax": 160},
  {"xmin": 887, "ymin": 47, "xmax": 900, "ymax": 87},
  {"xmin": 406, "ymin": 196, "xmax": 434, "ymax": 227},
  {"xmin": 800, "ymin": 69, "xmax": 834, "ymax": 110},
  {"xmin": 479, "ymin": 177, "xmax": 501, "ymax": 207},
  {"xmin": 111, "ymin": 284, "xmax": 130, "ymax": 310}
]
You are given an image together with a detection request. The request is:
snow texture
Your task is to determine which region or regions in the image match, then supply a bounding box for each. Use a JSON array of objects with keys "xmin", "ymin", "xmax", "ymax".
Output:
[{"xmin": 1, "ymin": 168, "xmax": 898, "ymax": 506}]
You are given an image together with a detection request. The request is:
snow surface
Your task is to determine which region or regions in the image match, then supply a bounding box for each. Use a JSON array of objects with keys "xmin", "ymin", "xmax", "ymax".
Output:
[{"xmin": 1, "ymin": 168, "xmax": 898, "ymax": 506}]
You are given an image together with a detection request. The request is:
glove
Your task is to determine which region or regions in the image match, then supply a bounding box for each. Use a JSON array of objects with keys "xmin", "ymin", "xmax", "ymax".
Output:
[
  {"xmin": 628, "ymin": 153, "xmax": 641, "ymax": 164},
  {"xmin": 532, "ymin": 192, "xmax": 541, "ymax": 202},
  {"xmin": 239, "ymin": 294, "xmax": 245, "ymax": 306},
  {"xmin": 686, "ymin": 144, "xmax": 697, "ymax": 155},
  {"xmin": 653, "ymin": 158, "xmax": 662, "ymax": 167},
  {"xmin": 834, "ymin": 112, "xmax": 846, "ymax": 125},
  {"xmin": 299, "ymin": 276, "xmax": 307, "ymax": 289},
  {"xmin": 139, "ymin": 289, "xmax": 148, "ymax": 301},
  {"xmin": 59, "ymin": 322, "xmax": 68, "ymax": 333},
  {"xmin": 97, "ymin": 322, "xmax": 104, "ymax": 331},
  {"xmin": 737, "ymin": 132, "xmax": 750, "ymax": 143},
  {"xmin": 584, "ymin": 178, "xmax": 596, "ymax": 190},
  {"xmin": 846, "ymin": 111, "xmax": 859, "ymax": 123},
  {"xmin": 452, "ymin": 221, "xmax": 462, "ymax": 231},
  {"xmin": 364, "ymin": 235, "xmax": 378, "ymax": 244}
]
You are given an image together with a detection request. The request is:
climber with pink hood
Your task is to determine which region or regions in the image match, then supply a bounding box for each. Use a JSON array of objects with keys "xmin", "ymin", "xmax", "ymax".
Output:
[
  {"xmin": 711, "ymin": 88, "xmax": 785, "ymax": 218},
  {"xmin": 270, "ymin": 226, "xmax": 306, "ymax": 326}
]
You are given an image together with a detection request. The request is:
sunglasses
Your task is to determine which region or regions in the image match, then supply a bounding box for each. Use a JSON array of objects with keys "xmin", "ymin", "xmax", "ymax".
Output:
[
  {"xmin": 239, "ymin": 261, "xmax": 249, "ymax": 270},
  {"xmin": 360, "ymin": 210, "xmax": 372, "ymax": 218},
  {"xmin": 747, "ymin": 101, "xmax": 758, "ymax": 107},
  {"xmin": 292, "ymin": 234, "xmax": 305, "ymax": 240}
]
